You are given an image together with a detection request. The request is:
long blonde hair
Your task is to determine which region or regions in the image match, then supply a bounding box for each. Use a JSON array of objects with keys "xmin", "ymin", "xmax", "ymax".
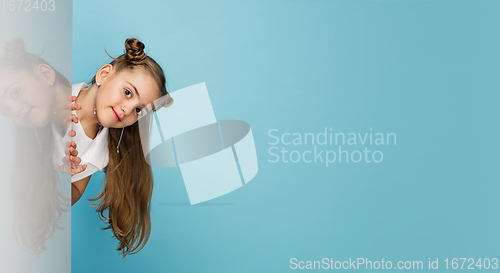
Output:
[{"xmin": 89, "ymin": 38, "xmax": 172, "ymax": 257}]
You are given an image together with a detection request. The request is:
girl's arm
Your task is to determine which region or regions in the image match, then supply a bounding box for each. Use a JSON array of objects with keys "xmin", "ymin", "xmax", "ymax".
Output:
[{"xmin": 72, "ymin": 175, "xmax": 91, "ymax": 206}]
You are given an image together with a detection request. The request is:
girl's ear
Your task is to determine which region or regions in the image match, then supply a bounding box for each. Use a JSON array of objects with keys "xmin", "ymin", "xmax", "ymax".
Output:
[
  {"xmin": 97, "ymin": 64, "xmax": 113, "ymax": 83},
  {"xmin": 37, "ymin": 64, "xmax": 56, "ymax": 85}
]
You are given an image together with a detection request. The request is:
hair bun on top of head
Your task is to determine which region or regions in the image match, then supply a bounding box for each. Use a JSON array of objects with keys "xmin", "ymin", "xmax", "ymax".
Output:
[
  {"xmin": 2, "ymin": 38, "xmax": 26, "ymax": 60},
  {"xmin": 124, "ymin": 38, "xmax": 147, "ymax": 64}
]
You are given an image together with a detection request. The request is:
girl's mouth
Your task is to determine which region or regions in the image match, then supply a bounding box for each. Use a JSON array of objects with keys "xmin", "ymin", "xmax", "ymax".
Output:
[{"xmin": 112, "ymin": 108, "xmax": 121, "ymax": 122}]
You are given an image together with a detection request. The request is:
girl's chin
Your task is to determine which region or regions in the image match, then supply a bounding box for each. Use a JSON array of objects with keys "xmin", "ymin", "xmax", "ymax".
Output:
[
  {"xmin": 102, "ymin": 122, "xmax": 126, "ymax": 129},
  {"xmin": 96, "ymin": 118, "xmax": 130, "ymax": 128},
  {"xmin": 97, "ymin": 120, "xmax": 113, "ymax": 128},
  {"xmin": 96, "ymin": 116, "xmax": 117, "ymax": 128}
]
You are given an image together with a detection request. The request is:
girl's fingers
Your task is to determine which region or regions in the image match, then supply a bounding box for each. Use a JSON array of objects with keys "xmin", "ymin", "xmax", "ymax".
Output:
[
  {"xmin": 71, "ymin": 155, "xmax": 82, "ymax": 166},
  {"xmin": 60, "ymin": 96, "xmax": 80, "ymax": 110},
  {"xmin": 65, "ymin": 141, "xmax": 77, "ymax": 155},
  {"xmin": 62, "ymin": 114, "xmax": 79, "ymax": 124},
  {"xmin": 71, "ymin": 103, "xmax": 82, "ymax": 111},
  {"xmin": 55, "ymin": 164, "xmax": 70, "ymax": 175},
  {"xmin": 65, "ymin": 144, "xmax": 70, "ymax": 155},
  {"xmin": 69, "ymin": 146, "xmax": 78, "ymax": 156},
  {"xmin": 60, "ymin": 103, "xmax": 81, "ymax": 111},
  {"xmin": 58, "ymin": 162, "xmax": 87, "ymax": 176},
  {"xmin": 62, "ymin": 156, "xmax": 70, "ymax": 165},
  {"xmin": 63, "ymin": 140, "xmax": 83, "ymax": 173},
  {"xmin": 72, "ymin": 164, "xmax": 87, "ymax": 175}
]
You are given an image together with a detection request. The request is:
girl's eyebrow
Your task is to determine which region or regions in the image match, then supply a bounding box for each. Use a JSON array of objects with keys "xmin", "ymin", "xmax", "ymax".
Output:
[
  {"xmin": 126, "ymin": 81, "xmax": 141, "ymax": 99},
  {"xmin": 126, "ymin": 81, "xmax": 146, "ymax": 108}
]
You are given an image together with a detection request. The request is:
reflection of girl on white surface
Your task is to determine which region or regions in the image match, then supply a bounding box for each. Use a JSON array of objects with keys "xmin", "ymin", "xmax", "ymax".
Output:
[
  {"xmin": 0, "ymin": 38, "xmax": 83, "ymax": 255},
  {"xmin": 72, "ymin": 38, "xmax": 173, "ymax": 257}
]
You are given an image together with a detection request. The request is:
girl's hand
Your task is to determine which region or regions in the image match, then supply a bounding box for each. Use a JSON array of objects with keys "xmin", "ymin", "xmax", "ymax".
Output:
[
  {"xmin": 55, "ymin": 141, "xmax": 87, "ymax": 176},
  {"xmin": 56, "ymin": 95, "xmax": 86, "ymax": 175}
]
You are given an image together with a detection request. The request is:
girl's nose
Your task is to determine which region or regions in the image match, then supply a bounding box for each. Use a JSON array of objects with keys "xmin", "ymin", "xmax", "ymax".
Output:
[{"xmin": 121, "ymin": 104, "xmax": 134, "ymax": 116}]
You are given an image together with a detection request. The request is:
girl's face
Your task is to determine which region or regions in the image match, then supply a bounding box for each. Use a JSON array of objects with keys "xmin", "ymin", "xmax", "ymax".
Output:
[
  {"xmin": 0, "ymin": 69, "xmax": 54, "ymax": 128},
  {"xmin": 95, "ymin": 67, "xmax": 160, "ymax": 128}
]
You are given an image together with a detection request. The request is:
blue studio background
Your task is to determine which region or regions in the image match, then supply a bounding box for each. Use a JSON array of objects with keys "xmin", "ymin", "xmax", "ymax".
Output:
[{"xmin": 72, "ymin": 0, "xmax": 500, "ymax": 272}]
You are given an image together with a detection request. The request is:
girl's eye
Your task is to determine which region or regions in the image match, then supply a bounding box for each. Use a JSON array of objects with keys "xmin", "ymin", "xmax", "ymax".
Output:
[
  {"xmin": 124, "ymin": 89, "xmax": 132, "ymax": 98},
  {"xmin": 12, "ymin": 89, "xmax": 20, "ymax": 98},
  {"xmin": 135, "ymin": 108, "xmax": 142, "ymax": 115}
]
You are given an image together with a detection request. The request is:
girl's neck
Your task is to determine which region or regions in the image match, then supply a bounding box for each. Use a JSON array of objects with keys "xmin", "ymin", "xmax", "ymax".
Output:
[{"xmin": 75, "ymin": 84, "xmax": 101, "ymax": 139}]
